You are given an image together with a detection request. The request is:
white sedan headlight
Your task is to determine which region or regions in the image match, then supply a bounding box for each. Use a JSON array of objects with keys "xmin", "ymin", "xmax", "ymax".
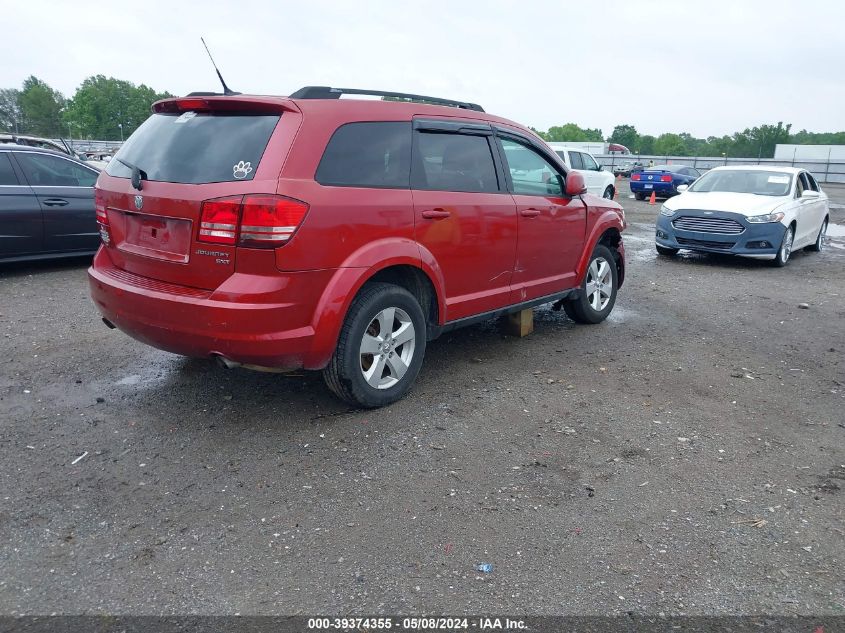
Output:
[
  {"xmin": 746, "ymin": 212, "xmax": 785, "ymax": 223},
  {"xmin": 659, "ymin": 204, "xmax": 674, "ymax": 216}
]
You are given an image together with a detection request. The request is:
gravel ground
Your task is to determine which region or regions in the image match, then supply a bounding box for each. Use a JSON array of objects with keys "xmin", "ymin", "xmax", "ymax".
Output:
[{"xmin": 1, "ymin": 183, "xmax": 843, "ymax": 616}]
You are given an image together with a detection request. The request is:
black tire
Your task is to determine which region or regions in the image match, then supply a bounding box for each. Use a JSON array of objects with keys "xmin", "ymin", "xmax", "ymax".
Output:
[
  {"xmin": 770, "ymin": 225, "xmax": 794, "ymax": 267},
  {"xmin": 323, "ymin": 282, "xmax": 426, "ymax": 408},
  {"xmin": 564, "ymin": 244, "xmax": 619, "ymax": 324},
  {"xmin": 656, "ymin": 244, "xmax": 679, "ymax": 256},
  {"xmin": 603, "ymin": 186, "xmax": 614, "ymax": 200},
  {"xmin": 805, "ymin": 218, "xmax": 828, "ymax": 252},
  {"xmin": 634, "ymin": 192, "xmax": 645, "ymax": 201}
]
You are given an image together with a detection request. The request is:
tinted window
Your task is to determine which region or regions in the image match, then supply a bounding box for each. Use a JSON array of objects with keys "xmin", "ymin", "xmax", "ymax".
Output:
[
  {"xmin": 501, "ymin": 139, "xmax": 563, "ymax": 196},
  {"xmin": 106, "ymin": 112, "xmax": 280, "ymax": 184},
  {"xmin": 414, "ymin": 132, "xmax": 498, "ymax": 193},
  {"xmin": 0, "ymin": 153, "xmax": 18, "ymax": 185},
  {"xmin": 568, "ymin": 151, "xmax": 584, "ymax": 169},
  {"xmin": 17, "ymin": 153, "xmax": 97, "ymax": 187},
  {"xmin": 806, "ymin": 173, "xmax": 819, "ymax": 191},
  {"xmin": 316, "ymin": 122, "xmax": 411, "ymax": 188},
  {"xmin": 797, "ymin": 173, "xmax": 809, "ymax": 197},
  {"xmin": 580, "ymin": 152, "xmax": 598, "ymax": 170}
]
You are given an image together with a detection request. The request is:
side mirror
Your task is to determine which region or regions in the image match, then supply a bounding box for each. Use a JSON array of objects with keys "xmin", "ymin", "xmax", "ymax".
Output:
[
  {"xmin": 801, "ymin": 189, "xmax": 820, "ymax": 198},
  {"xmin": 597, "ymin": 164, "xmax": 604, "ymax": 171},
  {"xmin": 677, "ymin": 184, "xmax": 689, "ymax": 193},
  {"xmin": 566, "ymin": 171, "xmax": 587, "ymax": 196}
]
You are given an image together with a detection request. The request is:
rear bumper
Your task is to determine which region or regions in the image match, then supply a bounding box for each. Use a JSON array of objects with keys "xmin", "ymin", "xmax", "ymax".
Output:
[
  {"xmin": 655, "ymin": 211, "xmax": 786, "ymax": 257},
  {"xmin": 87, "ymin": 248, "xmax": 336, "ymax": 369},
  {"xmin": 631, "ymin": 181, "xmax": 676, "ymax": 195}
]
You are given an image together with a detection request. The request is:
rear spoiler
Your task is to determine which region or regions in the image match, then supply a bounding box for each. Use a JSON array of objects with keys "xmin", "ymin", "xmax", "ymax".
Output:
[{"xmin": 152, "ymin": 96, "xmax": 299, "ymax": 114}]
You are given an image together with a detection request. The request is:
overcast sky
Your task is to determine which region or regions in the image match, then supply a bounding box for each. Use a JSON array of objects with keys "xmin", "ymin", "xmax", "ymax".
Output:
[{"xmin": 3, "ymin": 0, "xmax": 843, "ymax": 139}]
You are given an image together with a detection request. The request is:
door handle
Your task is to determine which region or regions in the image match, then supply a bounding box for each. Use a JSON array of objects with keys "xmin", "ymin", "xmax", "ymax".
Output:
[
  {"xmin": 520, "ymin": 208, "xmax": 541, "ymax": 218},
  {"xmin": 421, "ymin": 209, "xmax": 450, "ymax": 220},
  {"xmin": 42, "ymin": 198, "xmax": 69, "ymax": 207}
]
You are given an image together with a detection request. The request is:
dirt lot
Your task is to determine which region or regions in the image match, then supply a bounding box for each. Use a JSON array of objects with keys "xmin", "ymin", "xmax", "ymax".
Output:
[{"xmin": 1, "ymin": 183, "xmax": 843, "ymax": 616}]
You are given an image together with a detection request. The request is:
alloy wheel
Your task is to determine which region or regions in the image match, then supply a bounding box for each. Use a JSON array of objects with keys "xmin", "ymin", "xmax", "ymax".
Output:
[
  {"xmin": 359, "ymin": 307, "xmax": 416, "ymax": 389},
  {"xmin": 585, "ymin": 257, "xmax": 613, "ymax": 311}
]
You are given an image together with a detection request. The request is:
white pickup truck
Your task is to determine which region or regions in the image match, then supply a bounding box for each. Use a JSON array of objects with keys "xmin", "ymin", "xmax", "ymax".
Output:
[{"xmin": 547, "ymin": 143, "xmax": 617, "ymax": 199}]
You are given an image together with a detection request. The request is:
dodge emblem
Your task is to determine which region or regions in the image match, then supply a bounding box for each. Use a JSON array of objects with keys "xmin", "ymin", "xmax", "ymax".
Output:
[{"xmin": 134, "ymin": 195, "xmax": 143, "ymax": 211}]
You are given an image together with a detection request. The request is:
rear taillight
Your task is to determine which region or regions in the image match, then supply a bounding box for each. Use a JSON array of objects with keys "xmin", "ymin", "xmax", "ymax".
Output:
[
  {"xmin": 631, "ymin": 173, "xmax": 641, "ymax": 181},
  {"xmin": 199, "ymin": 196, "xmax": 241, "ymax": 245},
  {"xmin": 95, "ymin": 189, "xmax": 110, "ymax": 244},
  {"xmin": 239, "ymin": 195, "xmax": 309, "ymax": 246},
  {"xmin": 660, "ymin": 175, "xmax": 672, "ymax": 182},
  {"xmin": 197, "ymin": 195, "xmax": 309, "ymax": 248}
]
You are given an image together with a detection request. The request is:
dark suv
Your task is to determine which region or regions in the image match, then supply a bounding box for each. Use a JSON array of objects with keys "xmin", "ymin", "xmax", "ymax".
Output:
[{"xmin": 89, "ymin": 87, "xmax": 626, "ymax": 407}]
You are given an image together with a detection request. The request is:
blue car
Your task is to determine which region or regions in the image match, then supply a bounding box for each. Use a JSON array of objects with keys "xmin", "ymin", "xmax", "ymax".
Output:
[{"xmin": 630, "ymin": 165, "xmax": 701, "ymax": 200}]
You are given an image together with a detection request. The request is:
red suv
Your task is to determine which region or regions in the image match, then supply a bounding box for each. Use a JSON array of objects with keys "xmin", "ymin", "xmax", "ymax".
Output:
[{"xmin": 89, "ymin": 87, "xmax": 626, "ymax": 407}]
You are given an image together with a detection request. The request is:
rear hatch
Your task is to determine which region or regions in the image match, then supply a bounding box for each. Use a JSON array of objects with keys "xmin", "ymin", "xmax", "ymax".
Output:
[{"xmin": 97, "ymin": 97, "xmax": 299, "ymax": 290}]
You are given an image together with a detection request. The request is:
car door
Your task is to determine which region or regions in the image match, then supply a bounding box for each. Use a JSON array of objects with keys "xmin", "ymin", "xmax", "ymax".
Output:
[
  {"xmin": 794, "ymin": 172, "xmax": 818, "ymax": 246},
  {"xmin": 498, "ymin": 135, "xmax": 587, "ymax": 302},
  {"xmin": 14, "ymin": 151, "xmax": 99, "ymax": 253},
  {"xmin": 411, "ymin": 119, "xmax": 518, "ymax": 321},
  {"xmin": 579, "ymin": 152, "xmax": 602, "ymax": 195},
  {"xmin": 803, "ymin": 172, "xmax": 827, "ymax": 237},
  {"xmin": 0, "ymin": 152, "xmax": 44, "ymax": 257}
]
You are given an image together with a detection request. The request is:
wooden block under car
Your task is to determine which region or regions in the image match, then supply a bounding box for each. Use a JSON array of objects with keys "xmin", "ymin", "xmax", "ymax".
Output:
[{"xmin": 502, "ymin": 308, "xmax": 534, "ymax": 337}]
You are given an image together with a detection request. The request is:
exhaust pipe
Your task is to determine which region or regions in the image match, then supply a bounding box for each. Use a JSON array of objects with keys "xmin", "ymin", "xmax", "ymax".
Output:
[{"xmin": 214, "ymin": 354, "xmax": 241, "ymax": 370}]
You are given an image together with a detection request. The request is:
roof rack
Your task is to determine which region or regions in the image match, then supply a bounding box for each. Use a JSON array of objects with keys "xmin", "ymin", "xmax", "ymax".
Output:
[{"xmin": 288, "ymin": 86, "xmax": 484, "ymax": 112}]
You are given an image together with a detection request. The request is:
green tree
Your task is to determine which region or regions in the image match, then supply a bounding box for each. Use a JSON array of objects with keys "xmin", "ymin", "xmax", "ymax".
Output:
[
  {"xmin": 541, "ymin": 123, "xmax": 603, "ymax": 142},
  {"xmin": 654, "ymin": 133, "xmax": 688, "ymax": 156},
  {"xmin": 63, "ymin": 75, "xmax": 173, "ymax": 140},
  {"xmin": 637, "ymin": 134, "xmax": 656, "ymax": 155},
  {"xmin": 0, "ymin": 88, "xmax": 23, "ymax": 133},
  {"xmin": 608, "ymin": 124, "xmax": 639, "ymax": 150},
  {"xmin": 18, "ymin": 76, "xmax": 65, "ymax": 137}
]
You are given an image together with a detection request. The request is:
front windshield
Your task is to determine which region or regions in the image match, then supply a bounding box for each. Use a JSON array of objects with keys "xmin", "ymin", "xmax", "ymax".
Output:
[{"xmin": 689, "ymin": 169, "xmax": 793, "ymax": 196}]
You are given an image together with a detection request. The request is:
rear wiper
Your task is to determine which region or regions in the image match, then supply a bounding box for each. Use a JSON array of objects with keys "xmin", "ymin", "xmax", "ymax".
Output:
[{"xmin": 115, "ymin": 157, "xmax": 148, "ymax": 191}]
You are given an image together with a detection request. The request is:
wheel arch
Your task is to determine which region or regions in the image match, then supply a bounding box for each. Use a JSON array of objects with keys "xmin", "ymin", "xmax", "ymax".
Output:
[
  {"xmin": 303, "ymin": 245, "xmax": 445, "ymax": 370},
  {"xmin": 576, "ymin": 215, "xmax": 626, "ymax": 288}
]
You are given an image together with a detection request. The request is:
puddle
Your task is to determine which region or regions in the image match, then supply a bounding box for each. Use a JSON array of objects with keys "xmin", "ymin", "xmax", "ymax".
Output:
[
  {"xmin": 827, "ymin": 223, "xmax": 845, "ymax": 238},
  {"xmin": 607, "ymin": 304, "xmax": 638, "ymax": 324}
]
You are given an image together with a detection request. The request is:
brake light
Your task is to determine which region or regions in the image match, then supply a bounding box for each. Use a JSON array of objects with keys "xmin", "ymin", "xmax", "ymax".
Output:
[
  {"xmin": 199, "ymin": 196, "xmax": 241, "ymax": 245},
  {"xmin": 240, "ymin": 195, "xmax": 309, "ymax": 247},
  {"xmin": 197, "ymin": 194, "xmax": 309, "ymax": 247},
  {"xmin": 94, "ymin": 189, "xmax": 110, "ymax": 244},
  {"xmin": 176, "ymin": 98, "xmax": 209, "ymax": 111},
  {"xmin": 632, "ymin": 173, "xmax": 641, "ymax": 181},
  {"xmin": 660, "ymin": 175, "xmax": 672, "ymax": 182}
]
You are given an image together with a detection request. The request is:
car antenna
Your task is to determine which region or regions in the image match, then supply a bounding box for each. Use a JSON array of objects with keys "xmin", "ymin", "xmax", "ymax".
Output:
[{"xmin": 200, "ymin": 37, "xmax": 239, "ymax": 96}]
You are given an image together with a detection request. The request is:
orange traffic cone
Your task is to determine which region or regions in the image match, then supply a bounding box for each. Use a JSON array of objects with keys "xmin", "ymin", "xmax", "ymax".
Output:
[
  {"xmin": 616, "ymin": 173, "xmax": 622, "ymax": 181},
  {"xmin": 648, "ymin": 191, "xmax": 656, "ymax": 205},
  {"xmin": 613, "ymin": 187, "xmax": 618, "ymax": 200}
]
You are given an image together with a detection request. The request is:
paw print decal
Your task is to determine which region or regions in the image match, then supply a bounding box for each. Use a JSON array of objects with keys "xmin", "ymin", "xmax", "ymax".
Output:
[{"xmin": 233, "ymin": 161, "xmax": 253, "ymax": 180}]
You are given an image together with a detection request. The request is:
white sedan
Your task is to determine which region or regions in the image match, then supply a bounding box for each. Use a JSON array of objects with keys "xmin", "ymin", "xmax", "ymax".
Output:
[{"xmin": 655, "ymin": 166, "xmax": 829, "ymax": 266}]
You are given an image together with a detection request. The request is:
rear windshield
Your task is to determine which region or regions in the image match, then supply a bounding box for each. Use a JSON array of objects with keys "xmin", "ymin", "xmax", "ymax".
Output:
[
  {"xmin": 106, "ymin": 112, "xmax": 279, "ymax": 184},
  {"xmin": 689, "ymin": 169, "xmax": 793, "ymax": 196}
]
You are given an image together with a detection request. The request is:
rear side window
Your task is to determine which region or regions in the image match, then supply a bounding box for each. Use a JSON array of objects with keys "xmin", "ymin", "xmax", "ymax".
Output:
[
  {"xmin": 106, "ymin": 113, "xmax": 280, "ymax": 184},
  {"xmin": 17, "ymin": 153, "xmax": 97, "ymax": 187},
  {"xmin": 0, "ymin": 153, "xmax": 18, "ymax": 185},
  {"xmin": 569, "ymin": 151, "xmax": 584, "ymax": 169},
  {"xmin": 413, "ymin": 132, "xmax": 499, "ymax": 193},
  {"xmin": 316, "ymin": 122, "xmax": 411, "ymax": 188}
]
